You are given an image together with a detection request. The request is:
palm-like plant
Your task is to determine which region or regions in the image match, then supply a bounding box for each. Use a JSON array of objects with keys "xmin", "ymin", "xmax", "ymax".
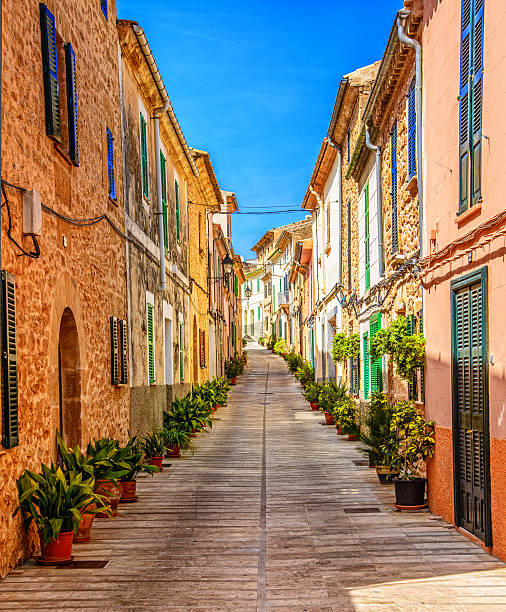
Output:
[
  {"xmin": 140, "ymin": 431, "xmax": 167, "ymax": 458},
  {"xmin": 358, "ymin": 391, "xmax": 395, "ymax": 466}
]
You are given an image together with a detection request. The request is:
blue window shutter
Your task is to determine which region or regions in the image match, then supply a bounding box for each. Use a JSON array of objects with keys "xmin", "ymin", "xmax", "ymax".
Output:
[
  {"xmin": 64, "ymin": 43, "xmax": 79, "ymax": 166},
  {"xmin": 408, "ymin": 81, "xmax": 416, "ymax": 179},
  {"xmin": 391, "ymin": 122, "xmax": 399, "ymax": 253},
  {"xmin": 106, "ymin": 128, "xmax": 115, "ymax": 199},
  {"xmin": 101, "ymin": 0, "xmax": 108, "ymax": 19},
  {"xmin": 471, "ymin": 0, "xmax": 484, "ymax": 204},
  {"xmin": 39, "ymin": 4, "xmax": 61, "ymax": 140}
]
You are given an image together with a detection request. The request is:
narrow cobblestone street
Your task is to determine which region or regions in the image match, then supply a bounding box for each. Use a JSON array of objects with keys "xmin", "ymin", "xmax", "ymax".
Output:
[{"xmin": 1, "ymin": 344, "xmax": 506, "ymax": 611}]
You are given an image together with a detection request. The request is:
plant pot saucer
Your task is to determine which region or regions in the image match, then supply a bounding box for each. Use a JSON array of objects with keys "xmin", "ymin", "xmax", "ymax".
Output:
[
  {"xmin": 394, "ymin": 503, "xmax": 428, "ymax": 511},
  {"xmin": 36, "ymin": 555, "xmax": 74, "ymax": 566},
  {"xmin": 119, "ymin": 495, "xmax": 139, "ymax": 503}
]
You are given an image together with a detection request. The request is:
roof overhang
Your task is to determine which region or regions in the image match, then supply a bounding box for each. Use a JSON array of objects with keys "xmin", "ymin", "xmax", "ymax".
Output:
[
  {"xmin": 251, "ymin": 230, "xmax": 274, "ymax": 253},
  {"xmin": 191, "ymin": 149, "xmax": 223, "ymax": 210}
]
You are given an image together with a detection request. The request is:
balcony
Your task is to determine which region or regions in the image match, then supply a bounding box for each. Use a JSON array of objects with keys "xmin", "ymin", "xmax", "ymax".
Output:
[{"xmin": 278, "ymin": 291, "xmax": 290, "ymax": 307}]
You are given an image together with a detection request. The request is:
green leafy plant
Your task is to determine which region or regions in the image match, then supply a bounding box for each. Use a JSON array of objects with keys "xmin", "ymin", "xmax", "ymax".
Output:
[
  {"xmin": 81, "ymin": 437, "xmax": 131, "ymax": 482},
  {"xmin": 14, "ymin": 463, "xmax": 109, "ymax": 545},
  {"xmin": 140, "ymin": 431, "xmax": 168, "ymax": 458},
  {"xmin": 370, "ymin": 316, "xmax": 425, "ymax": 381},
  {"xmin": 266, "ymin": 336, "xmax": 276, "ymax": 350},
  {"xmin": 258, "ymin": 337, "xmax": 265, "ymax": 345},
  {"xmin": 381, "ymin": 401, "xmax": 435, "ymax": 479},
  {"xmin": 331, "ymin": 333, "xmax": 360, "ymax": 363},
  {"xmin": 273, "ymin": 338, "xmax": 287, "ymax": 355},
  {"xmin": 334, "ymin": 395, "xmax": 359, "ymax": 435},
  {"xmin": 358, "ymin": 391, "xmax": 395, "ymax": 466},
  {"xmin": 285, "ymin": 351, "xmax": 303, "ymax": 373},
  {"xmin": 318, "ymin": 380, "xmax": 349, "ymax": 415},
  {"xmin": 224, "ymin": 354, "xmax": 244, "ymax": 379},
  {"xmin": 242, "ymin": 337, "xmax": 247, "ymax": 348},
  {"xmin": 303, "ymin": 381, "xmax": 322, "ymax": 403},
  {"xmin": 116, "ymin": 438, "xmax": 160, "ymax": 481},
  {"xmin": 160, "ymin": 426, "xmax": 193, "ymax": 454},
  {"xmin": 295, "ymin": 362, "xmax": 315, "ymax": 389}
]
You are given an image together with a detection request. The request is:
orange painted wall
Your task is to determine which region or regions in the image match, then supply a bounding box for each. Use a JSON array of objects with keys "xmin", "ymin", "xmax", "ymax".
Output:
[{"xmin": 423, "ymin": 0, "xmax": 506, "ymax": 560}]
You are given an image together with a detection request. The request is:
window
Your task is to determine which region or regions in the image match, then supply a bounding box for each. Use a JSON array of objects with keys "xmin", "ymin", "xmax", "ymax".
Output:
[
  {"xmin": 101, "ymin": 0, "xmax": 108, "ymax": 20},
  {"xmin": 369, "ymin": 314, "xmax": 382, "ymax": 394},
  {"xmin": 160, "ymin": 151, "xmax": 168, "ymax": 253},
  {"xmin": 459, "ymin": 0, "xmax": 484, "ymax": 213},
  {"xmin": 1, "ymin": 272, "xmax": 18, "ymax": 448},
  {"xmin": 391, "ymin": 122, "xmax": 399, "ymax": 253},
  {"xmin": 363, "ymin": 332, "xmax": 369, "ymax": 400},
  {"xmin": 40, "ymin": 5, "xmax": 79, "ymax": 165},
  {"xmin": 110, "ymin": 317, "xmax": 128, "ymax": 385},
  {"xmin": 140, "ymin": 113, "xmax": 149, "ymax": 199},
  {"xmin": 258, "ymin": 306, "xmax": 261, "ymax": 320},
  {"xmin": 350, "ymin": 356, "xmax": 359, "ymax": 395},
  {"xmin": 106, "ymin": 128, "xmax": 115, "ymax": 199},
  {"xmin": 179, "ymin": 321, "xmax": 184, "ymax": 381},
  {"xmin": 147, "ymin": 301, "xmax": 155, "ymax": 384},
  {"xmin": 364, "ymin": 183, "xmax": 370, "ymax": 290},
  {"xmin": 175, "ymin": 179, "xmax": 181, "ymax": 242},
  {"xmin": 199, "ymin": 330, "xmax": 206, "ymax": 368},
  {"xmin": 408, "ymin": 81, "xmax": 416, "ymax": 179}
]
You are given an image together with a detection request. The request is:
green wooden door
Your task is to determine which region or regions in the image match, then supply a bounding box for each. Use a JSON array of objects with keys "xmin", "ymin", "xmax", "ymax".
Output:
[
  {"xmin": 363, "ymin": 332, "xmax": 369, "ymax": 400},
  {"xmin": 452, "ymin": 268, "xmax": 491, "ymax": 544},
  {"xmin": 369, "ymin": 314, "xmax": 382, "ymax": 394}
]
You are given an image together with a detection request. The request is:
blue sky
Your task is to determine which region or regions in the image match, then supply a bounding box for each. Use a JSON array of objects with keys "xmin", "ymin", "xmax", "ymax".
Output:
[{"xmin": 117, "ymin": 0, "xmax": 400, "ymax": 258}]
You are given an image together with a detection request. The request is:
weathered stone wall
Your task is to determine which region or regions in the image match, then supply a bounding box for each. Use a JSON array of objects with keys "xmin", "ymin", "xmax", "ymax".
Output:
[{"xmin": 0, "ymin": 0, "xmax": 129, "ymax": 576}]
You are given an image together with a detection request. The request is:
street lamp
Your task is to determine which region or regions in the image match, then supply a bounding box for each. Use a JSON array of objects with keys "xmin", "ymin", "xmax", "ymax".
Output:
[
  {"xmin": 222, "ymin": 253, "xmax": 234, "ymax": 278},
  {"xmin": 244, "ymin": 286, "xmax": 252, "ymax": 298}
]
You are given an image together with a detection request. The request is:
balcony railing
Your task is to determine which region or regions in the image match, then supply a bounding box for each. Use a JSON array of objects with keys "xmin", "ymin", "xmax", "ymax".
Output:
[{"xmin": 278, "ymin": 291, "xmax": 290, "ymax": 306}]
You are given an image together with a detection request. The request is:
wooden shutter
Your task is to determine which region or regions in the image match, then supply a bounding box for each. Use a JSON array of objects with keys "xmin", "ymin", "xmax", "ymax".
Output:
[
  {"xmin": 106, "ymin": 128, "xmax": 115, "ymax": 199},
  {"xmin": 147, "ymin": 303, "xmax": 155, "ymax": 384},
  {"xmin": 160, "ymin": 152, "xmax": 168, "ymax": 254},
  {"xmin": 101, "ymin": 0, "xmax": 108, "ymax": 19},
  {"xmin": 179, "ymin": 322, "xmax": 184, "ymax": 381},
  {"xmin": 347, "ymin": 128, "xmax": 350, "ymax": 164},
  {"xmin": 119, "ymin": 319, "xmax": 128, "ymax": 384},
  {"xmin": 363, "ymin": 332, "xmax": 370, "ymax": 400},
  {"xmin": 418, "ymin": 309, "xmax": 425, "ymax": 401},
  {"xmin": 199, "ymin": 330, "xmax": 206, "ymax": 368},
  {"xmin": 2, "ymin": 272, "xmax": 18, "ymax": 448},
  {"xmin": 40, "ymin": 4, "xmax": 61, "ymax": 141},
  {"xmin": 364, "ymin": 183, "xmax": 370, "ymax": 290},
  {"xmin": 459, "ymin": 0, "xmax": 472, "ymax": 213},
  {"xmin": 408, "ymin": 81, "xmax": 416, "ymax": 179},
  {"xmin": 407, "ymin": 314, "xmax": 418, "ymax": 400},
  {"xmin": 347, "ymin": 200, "xmax": 352, "ymax": 288},
  {"xmin": 471, "ymin": 0, "xmax": 484, "ymax": 204},
  {"xmin": 110, "ymin": 316, "xmax": 119, "ymax": 385},
  {"xmin": 64, "ymin": 43, "xmax": 79, "ymax": 166},
  {"xmin": 391, "ymin": 122, "xmax": 399, "ymax": 253},
  {"xmin": 140, "ymin": 114, "xmax": 149, "ymax": 199},
  {"xmin": 175, "ymin": 180, "xmax": 181, "ymax": 242},
  {"xmin": 369, "ymin": 314, "xmax": 382, "ymax": 394},
  {"xmin": 257, "ymin": 278, "xmax": 260, "ymax": 292}
]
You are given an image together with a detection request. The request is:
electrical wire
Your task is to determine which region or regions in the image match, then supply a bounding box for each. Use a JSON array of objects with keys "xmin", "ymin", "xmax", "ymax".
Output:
[{"xmin": 1, "ymin": 182, "xmax": 40, "ymax": 258}]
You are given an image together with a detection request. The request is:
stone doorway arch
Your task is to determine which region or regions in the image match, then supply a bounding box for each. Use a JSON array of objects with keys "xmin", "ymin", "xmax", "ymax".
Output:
[{"xmin": 58, "ymin": 307, "xmax": 82, "ymax": 448}]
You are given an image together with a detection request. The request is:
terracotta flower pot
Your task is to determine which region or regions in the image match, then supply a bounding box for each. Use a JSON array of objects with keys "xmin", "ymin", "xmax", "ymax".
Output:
[
  {"xmin": 73, "ymin": 504, "xmax": 96, "ymax": 543},
  {"xmin": 147, "ymin": 456, "xmax": 163, "ymax": 471},
  {"xmin": 347, "ymin": 433, "xmax": 359, "ymax": 441},
  {"xmin": 167, "ymin": 445, "xmax": 180, "ymax": 458},
  {"xmin": 336, "ymin": 425, "xmax": 342, "ymax": 435},
  {"xmin": 95, "ymin": 479, "xmax": 122, "ymax": 518},
  {"xmin": 230, "ymin": 377, "xmax": 237, "ymax": 385},
  {"xmin": 120, "ymin": 480, "xmax": 137, "ymax": 503},
  {"xmin": 39, "ymin": 530, "xmax": 73, "ymax": 564},
  {"xmin": 310, "ymin": 402, "xmax": 319, "ymax": 411},
  {"xmin": 324, "ymin": 412, "xmax": 334, "ymax": 425}
]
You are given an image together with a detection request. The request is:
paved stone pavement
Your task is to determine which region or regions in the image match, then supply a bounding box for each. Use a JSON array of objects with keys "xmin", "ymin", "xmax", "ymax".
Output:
[{"xmin": 1, "ymin": 344, "xmax": 506, "ymax": 611}]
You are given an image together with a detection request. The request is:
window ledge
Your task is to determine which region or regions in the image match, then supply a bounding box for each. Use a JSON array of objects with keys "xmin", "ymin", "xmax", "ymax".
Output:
[
  {"xmin": 455, "ymin": 202, "xmax": 482, "ymax": 227},
  {"xmin": 53, "ymin": 143, "xmax": 74, "ymax": 167},
  {"xmin": 109, "ymin": 196, "xmax": 118, "ymax": 207},
  {"xmin": 404, "ymin": 174, "xmax": 418, "ymax": 196}
]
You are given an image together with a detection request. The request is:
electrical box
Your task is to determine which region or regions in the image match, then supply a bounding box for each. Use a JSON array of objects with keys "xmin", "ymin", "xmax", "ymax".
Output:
[{"xmin": 23, "ymin": 190, "xmax": 42, "ymax": 236}]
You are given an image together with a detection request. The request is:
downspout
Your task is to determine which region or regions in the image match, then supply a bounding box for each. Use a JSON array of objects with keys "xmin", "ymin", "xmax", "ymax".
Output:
[
  {"xmin": 365, "ymin": 130, "xmax": 385, "ymax": 277},
  {"xmin": 133, "ymin": 25, "xmax": 169, "ymax": 292},
  {"xmin": 397, "ymin": 10, "xmax": 423, "ymax": 257}
]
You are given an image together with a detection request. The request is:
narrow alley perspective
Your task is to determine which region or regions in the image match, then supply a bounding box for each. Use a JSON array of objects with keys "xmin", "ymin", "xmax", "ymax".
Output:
[{"xmin": 1, "ymin": 345, "xmax": 505, "ymax": 611}]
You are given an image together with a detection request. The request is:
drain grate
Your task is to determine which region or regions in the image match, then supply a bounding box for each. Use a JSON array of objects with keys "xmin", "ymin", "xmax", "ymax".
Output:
[
  {"xmin": 57, "ymin": 560, "xmax": 109, "ymax": 569},
  {"xmin": 343, "ymin": 507, "xmax": 381, "ymax": 514}
]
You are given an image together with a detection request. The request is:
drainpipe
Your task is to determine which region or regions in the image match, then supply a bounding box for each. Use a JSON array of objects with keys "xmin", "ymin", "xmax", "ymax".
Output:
[
  {"xmin": 397, "ymin": 10, "xmax": 423, "ymax": 257},
  {"xmin": 365, "ymin": 130, "xmax": 385, "ymax": 277},
  {"xmin": 133, "ymin": 25, "xmax": 169, "ymax": 291}
]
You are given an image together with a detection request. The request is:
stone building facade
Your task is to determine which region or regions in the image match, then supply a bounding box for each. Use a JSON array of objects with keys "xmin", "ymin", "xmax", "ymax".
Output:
[
  {"xmin": 0, "ymin": 0, "xmax": 128, "ymax": 575},
  {"xmin": 118, "ymin": 21, "xmax": 197, "ymax": 434}
]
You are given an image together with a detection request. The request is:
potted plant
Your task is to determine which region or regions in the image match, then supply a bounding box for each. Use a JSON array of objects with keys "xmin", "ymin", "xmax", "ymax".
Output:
[
  {"xmin": 140, "ymin": 431, "xmax": 167, "ymax": 470},
  {"xmin": 358, "ymin": 391, "xmax": 395, "ymax": 470},
  {"xmin": 303, "ymin": 382, "xmax": 321, "ymax": 410},
  {"xmin": 14, "ymin": 464, "xmax": 108, "ymax": 563},
  {"xmin": 273, "ymin": 338, "xmax": 287, "ymax": 356},
  {"xmin": 295, "ymin": 362, "xmax": 315, "ymax": 389},
  {"xmin": 384, "ymin": 401, "xmax": 435, "ymax": 508},
  {"xmin": 118, "ymin": 438, "xmax": 159, "ymax": 502},
  {"xmin": 224, "ymin": 356, "xmax": 241, "ymax": 384},
  {"xmin": 318, "ymin": 381, "xmax": 349, "ymax": 425},
  {"xmin": 334, "ymin": 395, "xmax": 359, "ymax": 440},
  {"xmin": 161, "ymin": 426, "xmax": 192, "ymax": 458}
]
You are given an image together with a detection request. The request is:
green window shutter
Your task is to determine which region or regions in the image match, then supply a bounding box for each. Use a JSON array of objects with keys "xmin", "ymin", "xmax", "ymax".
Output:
[
  {"xmin": 40, "ymin": 4, "xmax": 61, "ymax": 141},
  {"xmin": 471, "ymin": 0, "xmax": 484, "ymax": 205},
  {"xmin": 179, "ymin": 322, "xmax": 184, "ymax": 381},
  {"xmin": 64, "ymin": 43, "xmax": 79, "ymax": 165},
  {"xmin": 258, "ymin": 306, "xmax": 260, "ymax": 320},
  {"xmin": 363, "ymin": 332, "xmax": 370, "ymax": 400},
  {"xmin": 160, "ymin": 152, "xmax": 168, "ymax": 254},
  {"xmin": 369, "ymin": 314, "xmax": 382, "ymax": 394},
  {"xmin": 110, "ymin": 316, "xmax": 119, "ymax": 385},
  {"xmin": 140, "ymin": 114, "xmax": 149, "ymax": 199},
  {"xmin": 364, "ymin": 183, "xmax": 370, "ymax": 290},
  {"xmin": 257, "ymin": 278, "xmax": 260, "ymax": 292},
  {"xmin": 147, "ymin": 303, "xmax": 155, "ymax": 384},
  {"xmin": 119, "ymin": 319, "xmax": 128, "ymax": 385},
  {"xmin": 175, "ymin": 180, "xmax": 181, "ymax": 243},
  {"xmin": 2, "ymin": 272, "xmax": 19, "ymax": 448},
  {"xmin": 279, "ymin": 319, "xmax": 282, "ymax": 338},
  {"xmin": 391, "ymin": 122, "xmax": 399, "ymax": 253}
]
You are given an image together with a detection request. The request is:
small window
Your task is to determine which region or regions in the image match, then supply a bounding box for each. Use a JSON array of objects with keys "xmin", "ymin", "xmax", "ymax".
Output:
[
  {"xmin": 106, "ymin": 128, "xmax": 115, "ymax": 199},
  {"xmin": 101, "ymin": 0, "xmax": 108, "ymax": 20}
]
